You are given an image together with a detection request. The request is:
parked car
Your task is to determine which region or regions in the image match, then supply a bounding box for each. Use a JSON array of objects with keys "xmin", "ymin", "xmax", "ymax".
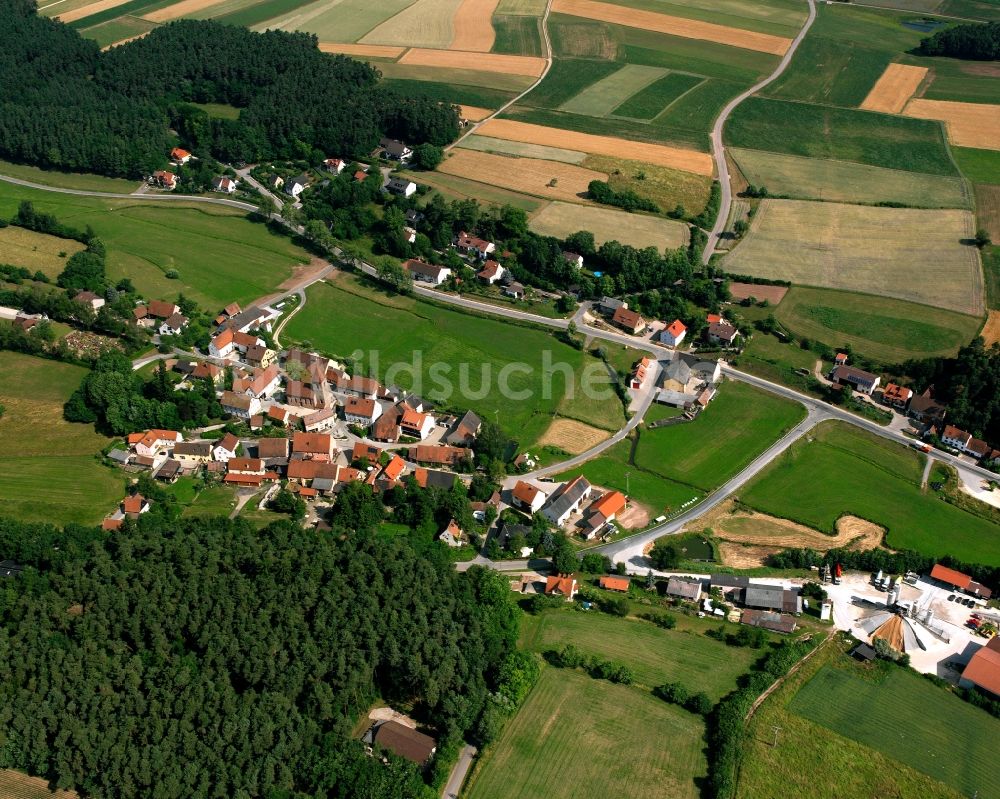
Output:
[{"xmin": 948, "ymin": 594, "xmax": 956, "ymax": 601}]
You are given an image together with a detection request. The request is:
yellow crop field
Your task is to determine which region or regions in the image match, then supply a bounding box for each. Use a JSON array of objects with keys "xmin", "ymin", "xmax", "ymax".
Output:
[
  {"xmin": 441, "ymin": 149, "xmax": 606, "ymax": 201},
  {"xmin": 451, "ymin": 0, "xmax": 499, "ymax": 50},
  {"xmin": 904, "ymin": 99, "xmax": 1000, "ymax": 151},
  {"xmin": 531, "ymin": 201, "xmax": 689, "ymax": 249},
  {"xmin": 398, "ymin": 48, "xmax": 546, "ymax": 77},
  {"xmin": 860, "ymin": 63, "xmax": 928, "ymax": 114},
  {"xmin": 360, "ymin": 0, "xmax": 462, "ymax": 48}
]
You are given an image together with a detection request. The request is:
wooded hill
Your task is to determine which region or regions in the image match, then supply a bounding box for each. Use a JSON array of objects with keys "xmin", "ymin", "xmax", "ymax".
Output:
[{"xmin": 0, "ymin": 1, "xmax": 459, "ymax": 177}]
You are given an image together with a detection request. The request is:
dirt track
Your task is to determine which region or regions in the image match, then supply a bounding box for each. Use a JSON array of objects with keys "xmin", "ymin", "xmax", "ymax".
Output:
[
  {"xmin": 860, "ymin": 63, "xmax": 927, "ymax": 114},
  {"xmin": 551, "ymin": 0, "xmax": 792, "ymax": 55}
]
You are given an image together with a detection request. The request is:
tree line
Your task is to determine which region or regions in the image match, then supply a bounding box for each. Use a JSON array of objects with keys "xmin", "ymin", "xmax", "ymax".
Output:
[
  {"xmin": 0, "ymin": 3, "xmax": 459, "ymax": 177},
  {"xmin": 919, "ymin": 21, "xmax": 1000, "ymax": 60}
]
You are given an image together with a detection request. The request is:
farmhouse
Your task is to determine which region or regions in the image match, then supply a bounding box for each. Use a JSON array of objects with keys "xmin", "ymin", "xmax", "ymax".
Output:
[
  {"xmin": 400, "ymin": 407, "xmax": 434, "ymax": 440},
  {"xmin": 445, "ymin": 410, "xmax": 481, "ymax": 446},
  {"xmin": 660, "ymin": 319, "xmax": 686, "ymax": 348},
  {"xmin": 439, "ymin": 519, "xmax": 465, "ymax": 548},
  {"xmin": 369, "ymin": 720, "xmax": 435, "ymax": 766},
  {"xmin": 454, "ymin": 231, "xmax": 495, "ymax": 260},
  {"xmin": 379, "ymin": 138, "xmax": 413, "ymax": 163},
  {"xmin": 503, "ymin": 282, "xmax": 525, "ymax": 300},
  {"xmin": 744, "ymin": 583, "xmax": 802, "ymax": 614},
  {"xmin": 133, "ymin": 429, "xmax": 182, "ymax": 458},
  {"xmin": 408, "ymin": 444, "xmax": 470, "ymax": 467},
  {"xmin": 221, "ymin": 305, "xmax": 280, "ymax": 334},
  {"xmin": 597, "ymin": 297, "xmax": 627, "ymax": 316},
  {"xmin": 122, "ymin": 493, "xmax": 150, "ymax": 517},
  {"xmin": 612, "ymin": 306, "xmax": 646, "ymax": 335},
  {"xmin": 404, "ymin": 259, "xmax": 451, "ymax": 286},
  {"xmin": 589, "ymin": 490, "xmax": 626, "ymax": 523},
  {"xmin": 385, "ymin": 177, "xmax": 417, "ymax": 197},
  {"xmin": 413, "ymin": 468, "xmax": 457, "ymax": 490},
  {"xmin": 512, "ymin": 480, "xmax": 547, "ymax": 513},
  {"xmin": 293, "ymin": 432, "xmax": 335, "ymax": 459},
  {"xmin": 212, "ymin": 176, "xmax": 238, "ymax": 194},
  {"xmin": 73, "ymin": 290, "xmax": 105, "ymax": 311},
  {"xmin": 221, "ymin": 390, "xmax": 261, "ymax": 419},
  {"xmin": 881, "ymin": 382, "xmax": 913, "ymax": 409},
  {"xmin": 256, "ymin": 437, "xmax": 290, "ymax": 463},
  {"xmin": 741, "ymin": 609, "xmax": 797, "ymax": 634},
  {"xmin": 929, "ymin": 563, "xmax": 992, "ymax": 598},
  {"xmin": 344, "ymin": 397, "xmax": 382, "ymax": 427},
  {"xmin": 563, "ymin": 251, "xmax": 584, "ymax": 269},
  {"xmin": 545, "ymin": 575, "xmax": 578, "ymax": 600},
  {"xmin": 477, "ymin": 260, "xmax": 505, "ymax": 284},
  {"xmin": 172, "ymin": 441, "xmax": 212, "ymax": 467},
  {"xmin": 959, "ymin": 637, "xmax": 1000, "ymax": 699},
  {"xmin": 941, "ymin": 425, "xmax": 973, "ymax": 452},
  {"xmin": 542, "ymin": 476, "xmax": 592, "ymax": 526},
  {"xmin": 286, "ymin": 380, "xmax": 323, "ymax": 409},
  {"xmin": 599, "ymin": 575, "xmax": 630, "ymax": 592},
  {"xmin": 170, "ymin": 147, "xmax": 191, "ymax": 165},
  {"xmin": 909, "ymin": 387, "xmax": 947, "ymax": 424},
  {"xmin": 373, "ymin": 406, "xmax": 402, "ymax": 442},
  {"xmin": 829, "ymin": 365, "xmax": 880, "ymax": 395},
  {"xmin": 665, "ymin": 578, "xmax": 702, "ymax": 602},
  {"xmin": 213, "ymin": 433, "xmax": 240, "ymax": 463}
]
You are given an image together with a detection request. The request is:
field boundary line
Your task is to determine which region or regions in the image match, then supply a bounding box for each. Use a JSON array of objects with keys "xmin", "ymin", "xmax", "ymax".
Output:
[{"xmin": 744, "ymin": 631, "xmax": 835, "ymax": 723}]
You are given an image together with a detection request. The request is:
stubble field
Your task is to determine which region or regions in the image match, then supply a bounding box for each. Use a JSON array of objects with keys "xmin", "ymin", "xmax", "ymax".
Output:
[
  {"xmin": 530, "ymin": 201, "xmax": 689, "ymax": 248},
  {"xmin": 904, "ymin": 98, "xmax": 1000, "ymax": 151},
  {"xmin": 439, "ymin": 149, "xmax": 605, "ymax": 202},
  {"xmin": 859, "ymin": 63, "xmax": 927, "ymax": 114}
]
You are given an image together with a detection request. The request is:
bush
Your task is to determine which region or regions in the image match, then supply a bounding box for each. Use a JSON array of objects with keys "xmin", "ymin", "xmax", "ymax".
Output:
[
  {"xmin": 588, "ymin": 180, "xmax": 659, "ymax": 213},
  {"xmin": 655, "ymin": 681, "xmax": 688, "ymax": 705},
  {"xmin": 649, "ymin": 540, "xmax": 680, "ymax": 570},
  {"xmin": 684, "ymin": 692, "xmax": 713, "ymax": 716}
]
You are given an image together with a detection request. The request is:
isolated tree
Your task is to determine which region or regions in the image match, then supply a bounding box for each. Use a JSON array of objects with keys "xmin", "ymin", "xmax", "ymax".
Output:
[
  {"xmin": 649, "ymin": 541, "xmax": 680, "ymax": 570},
  {"xmin": 974, "ymin": 228, "xmax": 992, "ymax": 248}
]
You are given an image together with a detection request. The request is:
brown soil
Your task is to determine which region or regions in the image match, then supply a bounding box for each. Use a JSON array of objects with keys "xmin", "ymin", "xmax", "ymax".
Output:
[
  {"xmin": 317, "ymin": 43, "xmax": 406, "ymax": 59},
  {"xmin": 981, "ymin": 310, "xmax": 1000, "ymax": 347},
  {"xmin": 727, "ymin": 281, "xmax": 788, "ymax": 303},
  {"xmin": 460, "ymin": 105, "xmax": 495, "ymax": 122},
  {"xmin": 860, "ymin": 64, "xmax": 927, "ymax": 114},
  {"xmin": 616, "ymin": 502, "xmax": 649, "ymax": 530},
  {"xmin": 143, "ymin": 0, "xmax": 229, "ymax": 21}
]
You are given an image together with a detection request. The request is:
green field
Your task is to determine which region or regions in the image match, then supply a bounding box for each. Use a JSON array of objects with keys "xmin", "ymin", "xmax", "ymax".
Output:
[
  {"xmin": 0, "ymin": 352, "xmax": 122, "ymax": 526},
  {"xmin": 725, "ymin": 97, "xmax": 958, "ymax": 176},
  {"xmin": 635, "ymin": 380, "xmax": 805, "ymax": 492},
  {"xmin": 0, "ymin": 226, "xmax": 86, "ymax": 277},
  {"xmin": 267, "ymin": 0, "xmax": 412, "ymax": 41},
  {"xmin": 0, "ymin": 161, "xmax": 140, "ymax": 193},
  {"xmin": 953, "ymin": 146, "xmax": 1000, "ymax": 184},
  {"xmin": 80, "ymin": 15, "xmax": 157, "ymax": 47},
  {"xmin": 558, "ymin": 64, "xmax": 667, "ymax": 117},
  {"xmin": 554, "ymin": 439, "xmax": 702, "ymax": 517},
  {"xmin": 741, "ymin": 421, "xmax": 1000, "ymax": 566},
  {"xmin": 214, "ymin": 0, "xmax": 316, "ymax": 28},
  {"xmin": 0, "ymin": 182, "xmax": 307, "ymax": 310},
  {"xmin": 180, "ymin": 485, "xmax": 238, "ymax": 519},
  {"xmin": 908, "ymin": 55, "xmax": 1000, "ymax": 105},
  {"xmin": 465, "ymin": 667, "xmax": 705, "ymax": 799},
  {"xmin": 611, "ymin": 71, "xmax": 704, "ymax": 120},
  {"xmin": 492, "ymin": 14, "xmax": 543, "ymax": 56},
  {"xmin": 772, "ymin": 286, "xmax": 984, "ymax": 362},
  {"xmin": 378, "ymin": 62, "xmax": 536, "ymax": 92},
  {"xmin": 529, "ymin": 201, "xmax": 690, "ymax": 249},
  {"xmin": 730, "ymin": 148, "xmax": 970, "ymax": 208},
  {"xmin": 285, "ymin": 276, "xmax": 622, "ymax": 446},
  {"xmin": 737, "ymin": 640, "xmax": 966, "ymax": 799},
  {"xmin": 724, "ymin": 199, "xmax": 982, "ymax": 317},
  {"xmin": 791, "ymin": 662, "xmax": 1000, "ymax": 798}
]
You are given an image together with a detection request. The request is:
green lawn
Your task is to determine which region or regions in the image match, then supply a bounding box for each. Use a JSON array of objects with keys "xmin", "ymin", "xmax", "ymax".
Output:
[
  {"xmin": 0, "ymin": 352, "xmax": 122, "ymax": 525},
  {"xmin": 181, "ymin": 485, "xmax": 238, "ymax": 518},
  {"xmin": 635, "ymin": 381, "xmax": 806, "ymax": 491},
  {"xmin": 791, "ymin": 661, "xmax": 1000, "ymax": 799},
  {"xmin": 554, "ymin": 439, "xmax": 701, "ymax": 518},
  {"xmin": 725, "ymin": 96, "xmax": 957, "ymax": 176},
  {"xmin": 741, "ymin": 421, "xmax": 1000, "ymax": 566},
  {"xmin": 465, "ymin": 667, "xmax": 706, "ymax": 799},
  {"xmin": 953, "ymin": 146, "xmax": 1000, "ymax": 185},
  {"xmin": 737, "ymin": 639, "xmax": 966, "ymax": 799},
  {"xmin": 772, "ymin": 286, "xmax": 983, "ymax": 362},
  {"xmin": 0, "ymin": 181, "xmax": 308, "ymax": 310},
  {"xmin": 285, "ymin": 276, "xmax": 622, "ymax": 447}
]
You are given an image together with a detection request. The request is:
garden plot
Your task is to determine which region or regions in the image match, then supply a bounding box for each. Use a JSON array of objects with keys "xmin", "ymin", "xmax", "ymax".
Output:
[
  {"xmin": 724, "ymin": 199, "xmax": 983, "ymax": 316},
  {"xmin": 558, "ymin": 64, "xmax": 667, "ymax": 117}
]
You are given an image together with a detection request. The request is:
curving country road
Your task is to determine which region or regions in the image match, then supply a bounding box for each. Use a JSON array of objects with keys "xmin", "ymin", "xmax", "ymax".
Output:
[{"xmin": 701, "ymin": 0, "xmax": 817, "ymax": 264}]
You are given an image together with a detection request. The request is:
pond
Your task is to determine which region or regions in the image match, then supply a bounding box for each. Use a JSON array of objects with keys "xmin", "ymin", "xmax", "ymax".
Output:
[{"xmin": 901, "ymin": 18, "xmax": 945, "ymax": 33}]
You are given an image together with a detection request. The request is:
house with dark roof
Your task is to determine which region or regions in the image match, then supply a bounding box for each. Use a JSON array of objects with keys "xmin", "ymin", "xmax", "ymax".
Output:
[
  {"xmin": 378, "ymin": 138, "xmax": 413, "ymax": 163},
  {"xmin": 541, "ymin": 476, "xmax": 592, "ymax": 526},
  {"xmin": 612, "ymin": 306, "xmax": 646, "ymax": 335},
  {"xmin": 370, "ymin": 720, "xmax": 435, "ymax": 765},
  {"xmin": 597, "ymin": 297, "xmax": 626, "ymax": 316},
  {"xmin": 829, "ymin": 365, "xmax": 880, "ymax": 395},
  {"xmin": 741, "ymin": 609, "xmax": 797, "ymax": 634},
  {"xmin": 908, "ymin": 387, "xmax": 946, "ymax": 425},
  {"xmin": 665, "ymin": 578, "xmax": 702, "ymax": 602},
  {"xmin": 404, "ymin": 259, "xmax": 450, "ymax": 286},
  {"xmin": 446, "ymin": 410, "xmax": 481, "ymax": 446},
  {"xmin": 707, "ymin": 321, "xmax": 739, "ymax": 347}
]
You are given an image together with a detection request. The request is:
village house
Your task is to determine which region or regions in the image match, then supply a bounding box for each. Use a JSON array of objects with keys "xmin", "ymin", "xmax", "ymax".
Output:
[
  {"xmin": 542, "ymin": 476, "xmax": 592, "ymax": 527},
  {"xmin": 73, "ymin": 290, "xmax": 105, "ymax": 311},
  {"xmin": 232, "ymin": 364, "xmax": 281, "ymax": 399},
  {"xmin": 382, "ymin": 454, "xmax": 406, "ymax": 482},
  {"xmin": 209, "ymin": 329, "xmax": 237, "ymax": 359},
  {"xmin": 597, "ymin": 297, "xmax": 626, "ymax": 316},
  {"xmin": 589, "ymin": 490, "xmax": 626, "ymax": 524},
  {"xmin": 158, "ymin": 312, "xmax": 188, "ymax": 337},
  {"xmin": 403, "ymin": 259, "xmax": 451, "ymax": 286},
  {"xmin": 372, "ymin": 406, "xmax": 402, "ymax": 442},
  {"xmin": 122, "ymin": 493, "xmax": 150, "ymax": 518},
  {"xmin": 544, "ymin": 575, "xmax": 578, "ymax": 601},
  {"xmin": 742, "ymin": 609, "xmax": 797, "ymax": 634},
  {"xmin": 438, "ymin": 519, "xmax": 464, "ymax": 548},
  {"xmin": 170, "ymin": 147, "xmax": 191, "ymax": 165},
  {"xmin": 477, "ymin": 260, "xmax": 505, "ymax": 284},
  {"xmin": 292, "ymin": 432, "xmax": 335, "ymax": 459},
  {"xmin": 220, "ymin": 305, "xmax": 280, "ymax": 335},
  {"xmin": 268, "ymin": 405, "xmax": 290, "ymax": 427},
  {"xmin": 512, "ymin": 480, "xmax": 548, "ymax": 514},
  {"xmin": 221, "ymin": 390, "xmax": 261, "ymax": 419},
  {"xmin": 941, "ymin": 424, "xmax": 973, "ymax": 452},
  {"xmin": 503, "ymin": 282, "xmax": 525, "ymax": 300},
  {"xmin": 303, "ymin": 408, "xmax": 337, "ymax": 433},
  {"xmin": 408, "ymin": 444, "xmax": 470, "ymax": 468},
  {"xmin": 369, "ymin": 720, "xmax": 435, "ymax": 767},
  {"xmin": 395, "ymin": 408, "xmax": 431, "ymax": 440},
  {"xmin": 212, "ymin": 432, "xmax": 241, "ymax": 463},
  {"xmin": 630, "ymin": 357, "xmax": 653, "ymax": 390},
  {"xmin": 340, "ymin": 374, "xmax": 381, "ymax": 399},
  {"xmin": 829, "ymin": 365, "xmax": 880, "ymax": 395},
  {"xmin": 385, "ymin": 177, "xmax": 417, "ymax": 198},
  {"xmin": 256, "ymin": 436, "xmax": 289, "ymax": 461},
  {"xmin": 172, "ymin": 441, "xmax": 212, "ymax": 468},
  {"xmin": 743, "ymin": 583, "xmax": 802, "ymax": 614},
  {"xmin": 344, "ymin": 397, "xmax": 382, "ymax": 427},
  {"xmin": 881, "ymin": 382, "xmax": 913, "ymax": 410},
  {"xmin": 153, "ymin": 170, "xmax": 177, "ymax": 190},
  {"xmin": 612, "ymin": 306, "xmax": 646, "ymax": 336},
  {"xmin": 133, "ymin": 429, "xmax": 182, "ymax": 458},
  {"xmin": 244, "ymin": 344, "xmax": 275, "ymax": 369},
  {"xmin": 454, "ymin": 231, "xmax": 495, "ymax": 261},
  {"xmin": 599, "ymin": 575, "xmax": 630, "ymax": 592},
  {"xmin": 665, "ymin": 578, "xmax": 702, "ymax": 602},
  {"xmin": 379, "ymin": 137, "xmax": 413, "ymax": 163},
  {"xmin": 967, "ymin": 437, "xmax": 991, "ymax": 460},
  {"xmin": 909, "ymin": 387, "xmax": 947, "ymax": 425},
  {"xmin": 287, "ymin": 174, "xmax": 311, "ymax": 198},
  {"xmin": 403, "ymin": 226, "xmax": 417, "ymax": 245},
  {"xmin": 192, "ymin": 362, "xmax": 223, "ymax": 385},
  {"xmin": 707, "ymin": 321, "xmax": 740, "ymax": 347},
  {"xmin": 445, "ymin": 410, "xmax": 481, "ymax": 447},
  {"xmin": 211, "ymin": 176, "xmax": 238, "ymax": 194},
  {"xmin": 286, "ymin": 379, "xmax": 323, "ymax": 410},
  {"xmin": 324, "ymin": 158, "xmax": 347, "ymax": 174},
  {"xmin": 660, "ymin": 319, "xmax": 687, "ymax": 348},
  {"xmin": 563, "ymin": 251, "xmax": 584, "ymax": 269}
]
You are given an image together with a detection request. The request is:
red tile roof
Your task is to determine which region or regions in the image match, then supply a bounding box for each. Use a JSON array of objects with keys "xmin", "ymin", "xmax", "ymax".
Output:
[
  {"xmin": 293, "ymin": 432, "xmax": 332, "ymax": 455},
  {"xmin": 513, "ymin": 480, "xmax": 545, "ymax": 507},
  {"xmin": 930, "ymin": 563, "xmax": 970, "ymax": 589},
  {"xmin": 122, "ymin": 494, "xmax": 146, "ymax": 515},
  {"xmin": 666, "ymin": 319, "xmax": 686, "ymax": 337},
  {"xmin": 591, "ymin": 490, "xmax": 626, "ymax": 519},
  {"xmin": 962, "ymin": 637, "xmax": 1000, "ymax": 697},
  {"xmin": 545, "ymin": 575, "xmax": 577, "ymax": 597},
  {"xmin": 599, "ymin": 575, "xmax": 630, "ymax": 592},
  {"xmin": 382, "ymin": 455, "xmax": 406, "ymax": 481},
  {"xmin": 216, "ymin": 432, "xmax": 239, "ymax": 454}
]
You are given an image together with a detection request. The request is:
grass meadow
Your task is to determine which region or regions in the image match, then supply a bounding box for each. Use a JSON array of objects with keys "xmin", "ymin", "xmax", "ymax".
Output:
[
  {"xmin": 634, "ymin": 380, "xmax": 806, "ymax": 492},
  {"xmin": 0, "ymin": 182, "xmax": 307, "ymax": 310},
  {"xmin": 0, "ymin": 227, "xmax": 86, "ymax": 278},
  {"xmin": 0, "ymin": 160, "xmax": 140, "ymax": 193},
  {"xmin": 558, "ymin": 64, "xmax": 667, "ymax": 116},
  {"xmin": 723, "ymin": 200, "xmax": 982, "ymax": 316},
  {"xmin": 953, "ymin": 146, "xmax": 1000, "ymax": 184},
  {"xmin": 612, "ymin": 72, "xmax": 704, "ymax": 119},
  {"xmin": 729, "ymin": 148, "xmax": 970, "ymax": 208},
  {"xmin": 268, "ymin": 0, "xmax": 412, "ymax": 41},
  {"xmin": 0, "ymin": 352, "xmax": 122, "ymax": 526},
  {"xmin": 492, "ymin": 14, "xmax": 543, "ymax": 56},
  {"xmin": 791, "ymin": 661, "xmax": 1000, "ymax": 798},
  {"xmin": 741, "ymin": 421, "xmax": 1000, "ymax": 566},
  {"xmin": 285, "ymin": 276, "xmax": 622, "ymax": 447},
  {"xmin": 737, "ymin": 640, "xmax": 966, "ymax": 799},
  {"xmin": 772, "ymin": 286, "xmax": 984, "ymax": 362}
]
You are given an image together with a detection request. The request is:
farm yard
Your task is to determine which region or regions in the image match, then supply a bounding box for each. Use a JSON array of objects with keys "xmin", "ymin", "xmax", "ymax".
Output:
[
  {"xmin": 0, "ymin": 352, "xmax": 122, "ymax": 526},
  {"xmin": 723, "ymin": 200, "xmax": 983, "ymax": 316},
  {"xmin": 530, "ymin": 201, "xmax": 689, "ymax": 249},
  {"xmin": 771, "ymin": 286, "xmax": 985, "ymax": 363},
  {"xmin": 0, "ymin": 182, "xmax": 306, "ymax": 310},
  {"xmin": 736, "ymin": 641, "xmax": 972, "ymax": 799},
  {"xmin": 740, "ymin": 421, "xmax": 1000, "ymax": 567}
]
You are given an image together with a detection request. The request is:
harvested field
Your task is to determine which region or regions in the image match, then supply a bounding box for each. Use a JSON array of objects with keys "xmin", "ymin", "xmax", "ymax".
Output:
[
  {"xmin": 724, "ymin": 199, "xmax": 983, "ymax": 316},
  {"xmin": 0, "ymin": 770, "xmax": 79, "ymax": 799},
  {"xmin": 477, "ymin": 118, "xmax": 713, "ymax": 174},
  {"xmin": 904, "ymin": 98, "xmax": 1000, "ymax": 151},
  {"xmin": 730, "ymin": 148, "xmax": 970, "ymax": 208},
  {"xmin": 459, "ymin": 105, "xmax": 494, "ymax": 122},
  {"xmin": 536, "ymin": 418, "xmax": 610, "ymax": 454},
  {"xmin": 439, "ymin": 149, "xmax": 605, "ymax": 201},
  {"xmin": 451, "ymin": 0, "xmax": 499, "ymax": 51},
  {"xmin": 692, "ymin": 501, "xmax": 885, "ymax": 568},
  {"xmin": 398, "ymin": 48, "xmax": 546, "ymax": 77},
  {"xmin": 728, "ymin": 281, "xmax": 788, "ymax": 303},
  {"xmin": 585, "ymin": 154, "xmax": 713, "ymax": 215},
  {"xmin": 859, "ymin": 63, "xmax": 927, "ymax": 114},
  {"xmin": 551, "ymin": 0, "xmax": 791, "ymax": 55},
  {"xmin": 559, "ymin": 64, "xmax": 667, "ymax": 117},
  {"xmin": 974, "ymin": 183, "xmax": 1000, "ymax": 241},
  {"xmin": 143, "ymin": 0, "xmax": 227, "ymax": 21},
  {"xmin": 273, "ymin": 0, "xmax": 412, "ymax": 41},
  {"xmin": 361, "ymin": 0, "xmax": 462, "ymax": 48},
  {"xmin": 981, "ymin": 310, "xmax": 1000, "ymax": 346},
  {"xmin": 317, "ymin": 42, "xmax": 406, "ymax": 58},
  {"xmin": 461, "ymin": 135, "xmax": 588, "ymax": 163},
  {"xmin": 531, "ymin": 201, "xmax": 688, "ymax": 248},
  {"xmin": 56, "ymin": 0, "xmax": 131, "ymax": 22}
]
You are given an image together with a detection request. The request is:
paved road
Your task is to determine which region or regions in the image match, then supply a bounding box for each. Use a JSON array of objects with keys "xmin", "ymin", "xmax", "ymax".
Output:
[
  {"xmin": 701, "ymin": 0, "xmax": 817, "ymax": 264},
  {"xmin": 441, "ymin": 744, "xmax": 477, "ymax": 799},
  {"xmin": 236, "ymin": 166, "xmax": 285, "ymax": 211}
]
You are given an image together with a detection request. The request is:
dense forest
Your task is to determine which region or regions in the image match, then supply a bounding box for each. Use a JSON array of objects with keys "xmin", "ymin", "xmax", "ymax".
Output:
[
  {"xmin": 919, "ymin": 21, "xmax": 1000, "ymax": 59},
  {"xmin": 0, "ymin": 514, "xmax": 521, "ymax": 798},
  {"xmin": 0, "ymin": 2, "xmax": 458, "ymax": 176}
]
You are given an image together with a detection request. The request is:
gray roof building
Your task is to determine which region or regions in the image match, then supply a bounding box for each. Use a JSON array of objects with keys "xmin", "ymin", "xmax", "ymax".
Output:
[{"xmin": 666, "ymin": 578, "xmax": 702, "ymax": 601}]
